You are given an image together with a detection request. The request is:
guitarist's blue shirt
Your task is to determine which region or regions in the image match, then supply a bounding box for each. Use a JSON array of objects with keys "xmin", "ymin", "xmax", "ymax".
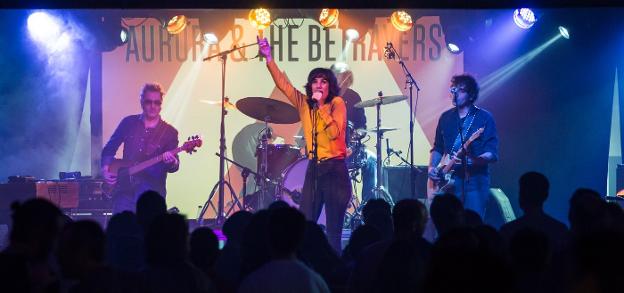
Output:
[
  {"xmin": 101, "ymin": 114, "xmax": 179, "ymax": 196},
  {"xmin": 431, "ymin": 106, "xmax": 498, "ymax": 176}
]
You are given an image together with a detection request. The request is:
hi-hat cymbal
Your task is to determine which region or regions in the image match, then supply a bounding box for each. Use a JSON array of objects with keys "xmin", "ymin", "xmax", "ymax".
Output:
[
  {"xmin": 366, "ymin": 127, "xmax": 399, "ymax": 134},
  {"xmin": 354, "ymin": 95, "xmax": 407, "ymax": 108},
  {"xmin": 236, "ymin": 97, "xmax": 300, "ymax": 124}
]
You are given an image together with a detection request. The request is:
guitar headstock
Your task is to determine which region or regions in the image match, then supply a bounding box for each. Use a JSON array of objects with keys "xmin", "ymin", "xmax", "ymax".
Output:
[{"xmin": 182, "ymin": 135, "xmax": 203, "ymax": 154}]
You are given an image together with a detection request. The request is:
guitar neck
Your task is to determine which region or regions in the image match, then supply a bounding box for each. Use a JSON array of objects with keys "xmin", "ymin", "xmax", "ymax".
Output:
[
  {"xmin": 440, "ymin": 134, "xmax": 480, "ymax": 174},
  {"xmin": 128, "ymin": 146, "xmax": 183, "ymax": 175}
]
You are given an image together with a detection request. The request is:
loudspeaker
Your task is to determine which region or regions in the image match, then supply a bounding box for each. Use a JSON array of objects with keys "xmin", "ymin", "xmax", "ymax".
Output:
[
  {"xmin": 383, "ymin": 165, "xmax": 429, "ymax": 201},
  {"xmin": 617, "ymin": 164, "xmax": 624, "ymax": 193},
  {"xmin": 484, "ymin": 188, "xmax": 516, "ymax": 229}
]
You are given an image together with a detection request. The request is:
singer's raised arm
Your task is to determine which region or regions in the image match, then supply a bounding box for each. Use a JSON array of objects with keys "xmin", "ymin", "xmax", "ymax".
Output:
[{"xmin": 258, "ymin": 37, "xmax": 305, "ymax": 109}]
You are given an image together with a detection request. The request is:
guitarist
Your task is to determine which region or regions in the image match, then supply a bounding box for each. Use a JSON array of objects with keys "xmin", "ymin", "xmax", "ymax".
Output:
[
  {"xmin": 427, "ymin": 74, "xmax": 498, "ymax": 218},
  {"xmin": 101, "ymin": 82, "xmax": 180, "ymax": 213}
]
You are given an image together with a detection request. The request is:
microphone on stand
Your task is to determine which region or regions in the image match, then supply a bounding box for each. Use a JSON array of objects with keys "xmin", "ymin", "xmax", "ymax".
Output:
[
  {"xmin": 266, "ymin": 127, "xmax": 272, "ymax": 139},
  {"xmin": 386, "ymin": 138, "xmax": 402, "ymax": 157},
  {"xmin": 384, "ymin": 42, "xmax": 395, "ymax": 60},
  {"xmin": 310, "ymin": 91, "xmax": 322, "ymax": 109}
]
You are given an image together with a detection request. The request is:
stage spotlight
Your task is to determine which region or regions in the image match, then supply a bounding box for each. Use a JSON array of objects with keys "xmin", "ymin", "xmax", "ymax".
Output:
[
  {"xmin": 513, "ymin": 8, "xmax": 537, "ymax": 29},
  {"xmin": 120, "ymin": 27, "xmax": 128, "ymax": 43},
  {"xmin": 319, "ymin": 9, "xmax": 339, "ymax": 28},
  {"xmin": 390, "ymin": 10, "xmax": 413, "ymax": 32},
  {"xmin": 166, "ymin": 15, "xmax": 188, "ymax": 35},
  {"xmin": 203, "ymin": 33, "xmax": 218, "ymax": 45},
  {"xmin": 248, "ymin": 8, "xmax": 272, "ymax": 30},
  {"xmin": 447, "ymin": 43, "xmax": 461, "ymax": 54},
  {"xmin": 332, "ymin": 62, "xmax": 349, "ymax": 73},
  {"xmin": 558, "ymin": 26, "xmax": 570, "ymax": 39},
  {"xmin": 345, "ymin": 29, "xmax": 359, "ymax": 41},
  {"xmin": 28, "ymin": 11, "xmax": 62, "ymax": 43}
]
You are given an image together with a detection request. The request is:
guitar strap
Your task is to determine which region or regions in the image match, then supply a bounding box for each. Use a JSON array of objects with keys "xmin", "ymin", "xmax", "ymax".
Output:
[
  {"xmin": 450, "ymin": 107, "xmax": 479, "ymax": 155},
  {"xmin": 145, "ymin": 120, "xmax": 168, "ymax": 158}
]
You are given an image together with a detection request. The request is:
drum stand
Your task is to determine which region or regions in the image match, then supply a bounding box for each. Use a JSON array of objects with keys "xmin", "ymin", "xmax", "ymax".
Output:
[
  {"xmin": 372, "ymin": 91, "xmax": 395, "ymax": 206},
  {"xmin": 215, "ymin": 152, "xmax": 279, "ymax": 212},
  {"xmin": 256, "ymin": 119, "xmax": 273, "ymax": 209},
  {"xmin": 345, "ymin": 173, "xmax": 364, "ymax": 229}
]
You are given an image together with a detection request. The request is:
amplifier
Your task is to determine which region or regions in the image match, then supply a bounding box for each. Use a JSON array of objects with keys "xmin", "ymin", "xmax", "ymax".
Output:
[
  {"xmin": 0, "ymin": 179, "xmax": 109, "ymax": 209},
  {"xmin": 383, "ymin": 165, "xmax": 429, "ymax": 200},
  {"xmin": 36, "ymin": 181, "xmax": 79, "ymax": 208}
]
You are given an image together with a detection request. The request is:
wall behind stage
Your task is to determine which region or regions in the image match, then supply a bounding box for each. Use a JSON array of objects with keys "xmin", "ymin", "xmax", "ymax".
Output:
[{"xmin": 103, "ymin": 10, "xmax": 463, "ymax": 218}]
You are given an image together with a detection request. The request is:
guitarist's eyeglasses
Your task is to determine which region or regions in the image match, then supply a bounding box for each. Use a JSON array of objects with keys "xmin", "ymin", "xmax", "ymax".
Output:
[
  {"xmin": 450, "ymin": 86, "xmax": 468, "ymax": 94},
  {"xmin": 142, "ymin": 99, "xmax": 162, "ymax": 106}
]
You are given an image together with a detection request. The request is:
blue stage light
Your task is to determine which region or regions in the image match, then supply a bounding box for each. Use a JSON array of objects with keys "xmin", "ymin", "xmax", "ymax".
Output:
[{"xmin": 513, "ymin": 8, "xmax": 537, "ymax": 29}]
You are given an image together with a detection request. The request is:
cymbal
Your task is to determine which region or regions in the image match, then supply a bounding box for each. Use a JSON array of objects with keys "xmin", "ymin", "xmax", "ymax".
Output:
[
  {"xmin": 199, "ymin": 99, "xmax": 237, "ymax": 110},
  {"xmin": 366, "ymin": 127, "xmax": 399, "ymax": 134},
  {"xmin": 354, "ymin": 95, "xmax": 407, "ymax": 108},
  {"xmin": 236, "ymin": 97, "xmax": 299, "ymax": 124}
]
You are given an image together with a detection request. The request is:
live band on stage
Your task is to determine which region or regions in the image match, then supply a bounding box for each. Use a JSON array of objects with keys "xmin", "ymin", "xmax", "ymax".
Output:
[{"xmin": 99, "ymin": 35, "xmax": 498, "ymax": 245}]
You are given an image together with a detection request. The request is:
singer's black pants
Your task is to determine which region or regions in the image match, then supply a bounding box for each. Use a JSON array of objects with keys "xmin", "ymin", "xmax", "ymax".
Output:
[{"xmin": 300, "ymin": 158, "xmax": 351, "ymax": 253}]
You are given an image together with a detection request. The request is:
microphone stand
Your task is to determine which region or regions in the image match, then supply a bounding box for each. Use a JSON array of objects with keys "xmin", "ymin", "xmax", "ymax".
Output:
[
  {"xmin": 309, "ymin": 102, "xmax": 319, "ymax": 220},
  {"xmin": 198, "ymin": 42, "xmax": 258, "ymax": 226},
  {"xmin": 386, "ymin": 42, "xmax": 421, "ymax": 199}
]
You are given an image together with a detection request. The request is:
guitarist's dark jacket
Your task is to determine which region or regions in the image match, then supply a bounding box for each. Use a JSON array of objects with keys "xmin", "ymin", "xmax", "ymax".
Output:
[{"xmin": 102, "ymin": 114, "xmax": 179, "ymax": 196}]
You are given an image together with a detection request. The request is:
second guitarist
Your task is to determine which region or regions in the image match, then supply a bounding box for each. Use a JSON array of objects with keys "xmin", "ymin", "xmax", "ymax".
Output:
[
  {"xmin": 428, "ymin": 74, "xmax": 498, "ymax": 218},
  {"xmin": 101, "ymin": 82, "xmax": 179, "ymax": 214}
]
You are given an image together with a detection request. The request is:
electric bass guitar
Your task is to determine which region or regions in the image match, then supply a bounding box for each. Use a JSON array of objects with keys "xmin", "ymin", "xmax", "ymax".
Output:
[
  {"xmin": 432, "ymin": 128, "xmax": 484, "ymax": 195},
  {"xmin": 103, "ymin": 135, "xmax": 202, "ymax": 195}
]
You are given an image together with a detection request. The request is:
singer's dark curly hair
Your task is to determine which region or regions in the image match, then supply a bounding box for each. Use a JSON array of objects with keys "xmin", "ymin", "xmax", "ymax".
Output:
[
  {"xmin": 304, "ymin": 68, "xmax": 341, "ymax": 104},
  {"xmin": 451, "ymin": 74, "xmax": 479, "ymax": 102}
]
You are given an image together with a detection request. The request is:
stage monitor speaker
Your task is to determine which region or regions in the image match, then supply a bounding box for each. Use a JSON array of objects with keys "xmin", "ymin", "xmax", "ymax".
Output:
[
  {"xmin": 484, "ymin": 188, "xmax": 516, "ymax": 229},
  {"xmin": 383, "ymin": 165, "xmax": 429, "ymax": 201},
  {"xmin": 616, "ymin": 164, "xmax": 624, "ymax": 194}
]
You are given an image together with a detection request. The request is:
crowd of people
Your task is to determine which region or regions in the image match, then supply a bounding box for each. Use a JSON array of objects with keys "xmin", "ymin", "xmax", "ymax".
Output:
[{"xmin": 0, "ymin": 171, "xmax": 623, "ymax": 293}]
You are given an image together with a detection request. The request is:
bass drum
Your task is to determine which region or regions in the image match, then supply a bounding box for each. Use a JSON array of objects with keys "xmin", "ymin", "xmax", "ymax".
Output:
[
  {"xmin": 279, "ymin": 158, "xmax": 307, "ymax": 209},
  {"xmin": 279, "ymin": 158, "xmax": 327, "ymax": 226}
]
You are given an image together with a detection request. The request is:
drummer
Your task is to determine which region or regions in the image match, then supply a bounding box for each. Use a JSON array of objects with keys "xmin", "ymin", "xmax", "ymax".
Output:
[
  {"xmin": 330, "ymin": 63, "xmax": 378, "ymax": 204},
  {"xmin": 232, "ymin": 121, "xmax": 274, "ymax": 196},
  {"xmin": 258, "ymin": 36, "xmax": 351, "ymax": 253}
]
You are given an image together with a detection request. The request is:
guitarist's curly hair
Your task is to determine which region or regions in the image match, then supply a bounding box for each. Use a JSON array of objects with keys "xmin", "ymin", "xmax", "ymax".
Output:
[{"xmin": 451, "ymin": 74, "xmax": 479, "ymax": 103}]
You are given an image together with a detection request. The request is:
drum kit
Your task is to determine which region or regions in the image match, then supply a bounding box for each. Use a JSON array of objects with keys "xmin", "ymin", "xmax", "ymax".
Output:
[{"xmin": 207, "ymin": 93, "xmax": 407, "ymax": 224}]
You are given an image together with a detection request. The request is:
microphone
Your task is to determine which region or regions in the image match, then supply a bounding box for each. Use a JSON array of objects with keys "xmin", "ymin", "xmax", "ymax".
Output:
[
  {"xmin": 310, "ymin": 91, "xmax": 322, "ymax": 109},
  {"xmin": 386, "ymin": 138, "xmax": 402, "ymax": 156},
  {"xmin": 266, "ymin": 127, "xmax": 272, "ymax": 139},
  {"xmin": 384, "ymin": 42, "xmax": 395, "ymax": 60}
]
